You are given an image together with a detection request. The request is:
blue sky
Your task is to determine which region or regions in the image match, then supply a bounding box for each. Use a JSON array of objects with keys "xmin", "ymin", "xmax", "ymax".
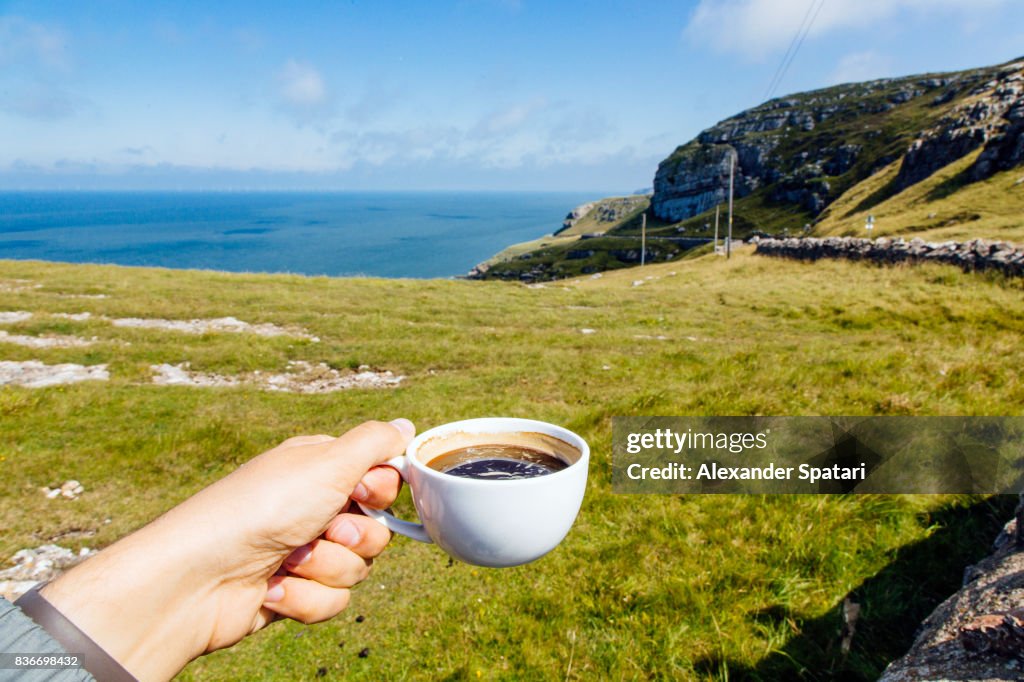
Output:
[{"xmin": 1, "ymin": 0, "xmax": 1022, "ymax": 191}]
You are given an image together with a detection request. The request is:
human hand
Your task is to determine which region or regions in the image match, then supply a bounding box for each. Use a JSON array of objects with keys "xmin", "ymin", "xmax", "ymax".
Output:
[{"xmin": 40, "ymin": 418, "xmax": 415, "ymax": 681}]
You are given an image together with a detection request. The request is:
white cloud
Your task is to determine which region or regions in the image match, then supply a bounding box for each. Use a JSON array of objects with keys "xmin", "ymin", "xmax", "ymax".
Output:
[
  {"xmin": 119, "ymin": 145, "xmax": 155, "ymax": 157},
  {"xmin": 547, "ymin": 109, "xmax": 614, "ymax": 147},
  {"xmin": 276, "ymin": 59, "xmax": 328, "ymax": 110},
  {"xmin": 0, "ymin": 15, "xmax": 70, "ymax": 70},
  {"xmin": 472, "ymin": 97, "xmax": 548, "ymax": 137},
  {"xmin": 332, "ymin": 126, "xmax": 462, "ymax": 166},
  {"xmin": 0, "ymin": 16, "xmax": 79, "ymax": 121},
  {"xmin": 313, "ymin": 93, "xmax": 637, "ymax": 174},
  {"xmin": 683, "ymin": 0, "xmax": 1008, "ymax": 59},
  {"xmin": 344, "ymin": 78, "xmax": 403, "ymax": 125},
  {"xmin": 829, "ymin": 51, "xmax": 894, "ymax": 84},
  {"xmin": 0, "ymin": 82, "xmax": 78, "ymax": 120}
]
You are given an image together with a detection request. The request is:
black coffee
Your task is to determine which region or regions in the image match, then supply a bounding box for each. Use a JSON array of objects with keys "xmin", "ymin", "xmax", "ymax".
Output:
[{"xmin": 427, "ymin": 444, "xmax": 568, "ymax": 480}]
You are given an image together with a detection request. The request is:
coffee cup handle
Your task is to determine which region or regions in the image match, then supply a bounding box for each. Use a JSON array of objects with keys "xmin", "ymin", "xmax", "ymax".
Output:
[{"xmin": 356, "ymin": 455, "xmax": 432, "ymax": 544}]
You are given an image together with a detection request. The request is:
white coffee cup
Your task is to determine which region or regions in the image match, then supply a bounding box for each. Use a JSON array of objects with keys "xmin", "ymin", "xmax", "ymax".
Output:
[{"xmin": 359, "ymin": 417, "xmax": 589, "ymax": 567}]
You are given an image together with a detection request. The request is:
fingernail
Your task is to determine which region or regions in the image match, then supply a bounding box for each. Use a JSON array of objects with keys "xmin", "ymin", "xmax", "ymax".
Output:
[
  {"xmin": 389, "ymin": 418, "xmax": 415, "ymax": 439},
  {"xmin": 284, "ymin": 544, "xmax": 313, "ymax": 568},
  {"xmin": 352, "ymin": 482, "xmax": 369, "ymax": 502},
  {"xmin": 265, "ymin": 580, "xmax": 285, "ymax": 603},
  {"xmin": 333, "ymin": 518, "xmax": 361, "ymax": 548}
]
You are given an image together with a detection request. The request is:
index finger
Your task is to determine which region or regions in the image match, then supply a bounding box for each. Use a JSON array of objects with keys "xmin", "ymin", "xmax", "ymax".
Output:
[
  {"xmin": 351, "ymin": 465, "xmax": 403, "ymax": 510},
  {"xmin": 318, "ymin": 419, "xmax": 415, "ymax": 499}
]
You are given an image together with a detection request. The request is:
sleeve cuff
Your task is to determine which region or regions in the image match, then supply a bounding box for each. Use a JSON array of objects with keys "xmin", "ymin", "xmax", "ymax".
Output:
[{"xmin": 14, "ymin": 584, "xmax": 137, "ymax": 682}]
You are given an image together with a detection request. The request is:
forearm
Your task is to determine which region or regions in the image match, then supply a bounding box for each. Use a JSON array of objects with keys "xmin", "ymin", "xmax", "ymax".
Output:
[
  {"xmin": 26, "ymin": 420, "xmax": 410, "ymax": 680},
  {"xmin": 40, "ymin": 522, "xmax": 223, "ymax": 682}
]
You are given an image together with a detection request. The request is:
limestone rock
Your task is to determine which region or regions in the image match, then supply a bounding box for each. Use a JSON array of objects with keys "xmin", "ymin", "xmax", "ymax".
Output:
[
  {"xmin": 41, "ymin": 480, "xmax": 85, "ymax": 500},
  {"xmin": 0, "ymin": 360, "xmax": 109, "ymax": 388},
  {"xmin": 0, "ymin": 311, "xmax": 33, "ymax": 324},
  {"xmin": 896, "ymin": 65, "xmax": 1024, "ymax": 191},
  {"xmin": 562, "ymin": 202, "xmax": 595, "ymax": 231},
  {"xmin": 879, "ymin": 497, "xmax": 1024, "ymax": 681},
  {"xmin": 0, "ymin": 544, "xmax": 96, "ymax": 601},
  {"xmin": 150, "ymin": 361, "xmax": 404, "ymax": 394}
]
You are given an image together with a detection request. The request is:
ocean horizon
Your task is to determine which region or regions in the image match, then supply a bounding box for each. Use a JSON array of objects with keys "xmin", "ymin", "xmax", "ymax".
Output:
[{"xmin": 0, "ymin": 191, "xmax": 604, "ymax": 279}]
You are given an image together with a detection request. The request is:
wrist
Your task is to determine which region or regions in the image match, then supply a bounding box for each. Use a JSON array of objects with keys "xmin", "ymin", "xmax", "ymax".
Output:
[{"xmin": 40, "ymin": 523, "xmax": 218, "ymax": 681}]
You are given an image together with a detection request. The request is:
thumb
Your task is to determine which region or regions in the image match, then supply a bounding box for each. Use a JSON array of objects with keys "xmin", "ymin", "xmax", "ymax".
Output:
[{"xmin": 318, "ymin": 419, "xmax": 415, "ymax": 498}]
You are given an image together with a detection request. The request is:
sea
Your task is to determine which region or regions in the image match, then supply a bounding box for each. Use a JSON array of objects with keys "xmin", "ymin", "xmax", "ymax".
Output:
[{"xmin": 0, "ymin": 191, "xmax": 600, "ymax": 279}]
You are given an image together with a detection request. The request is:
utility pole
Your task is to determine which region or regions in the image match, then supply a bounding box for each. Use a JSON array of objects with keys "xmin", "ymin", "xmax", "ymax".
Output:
[
  {"xmin": 714, "ymin": 204, "xmax": 720, "ymax": 253},
  {"xmin": 727, "ymin": 149, "xmax": 735, "ymax": 259},
  {"xmin": 640, "ymin": 212, "xmax": 647, "ymax": 266}
]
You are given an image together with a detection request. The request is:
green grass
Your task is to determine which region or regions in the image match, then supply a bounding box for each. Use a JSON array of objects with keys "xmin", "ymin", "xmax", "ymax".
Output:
[
  {"xmin": 477, "ymin": 234, "xmax": 685, "ymax": 281},
  {"xmin": 815, "ymin": 151, "xmax": 1024, "ymax": 243},
  {"xmin": 1, "ymin": 254, "xmax": 1022, "ymax": 680},
  {"xmin": 476, "ymin": 234, "xmax": 578, "ymax": 269}
]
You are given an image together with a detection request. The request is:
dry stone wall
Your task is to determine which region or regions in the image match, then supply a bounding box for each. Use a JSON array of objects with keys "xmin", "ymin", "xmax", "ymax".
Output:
[{"xmin": 752, "ymin": 236, "xmax": 1024, "ymax": 277}]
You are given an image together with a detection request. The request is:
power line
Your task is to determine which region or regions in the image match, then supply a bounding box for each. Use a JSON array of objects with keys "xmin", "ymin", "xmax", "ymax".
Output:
[
  {"xmin": 762, "ymin": 0, "xmax": 826, "ymax": 104},
  {"xmin": 761, "ymin": 0, "xmax": 818, "ymax": 103},
  {"xmin": 749, "ymin": 0, "xmax": 828, "ymax": 234},
  {"xmin": 768, "ymin": 0, "xmax": 826, "ymax": 102},
  {"xmin": 704, "ymin": 0, "xmax": 827, "ymax": 243}
]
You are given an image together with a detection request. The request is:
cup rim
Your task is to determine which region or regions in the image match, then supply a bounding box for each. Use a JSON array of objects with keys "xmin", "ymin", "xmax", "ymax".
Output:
[{"xmin": 405, "ymin": 417, "xmax": 589, "ymax": 486}]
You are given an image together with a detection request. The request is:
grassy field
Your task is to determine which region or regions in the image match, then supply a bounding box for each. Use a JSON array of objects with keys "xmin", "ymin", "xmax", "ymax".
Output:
[{"xmin": 1, "ymin": 251, "xmax": 1022, "ymax": 680}]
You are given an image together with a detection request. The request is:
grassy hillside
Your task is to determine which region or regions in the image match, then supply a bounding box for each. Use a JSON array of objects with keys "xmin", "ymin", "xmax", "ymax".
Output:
[
  {"xmin": 813, "ymin": 151, "xmax": 1024, "ymax": 242},
  {"xmin": 668, "ymin": 151, "xmax": 1024, "ymax": 244},
  {"xmin": 555, "ymin": 195, "xmax": 649, "ymax": 237},
  {"xmin": 2, "ymin": 255, "xmax": 1022, "ymax": 680},
  {"xmin": 655, "ymin": 58, "xmax": 1022, "ymax": 231},
  {"xmin": 475, "ymin": 195, "xmax": 652, "ymax": 279}
]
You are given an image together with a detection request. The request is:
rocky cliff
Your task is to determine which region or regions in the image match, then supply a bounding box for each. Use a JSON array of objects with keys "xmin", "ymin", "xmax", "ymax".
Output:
[
  {"xmin": 555, "ymin": 195, "xmax": 650, "ymax": 237},
  {"xmin": 652, "ymin": 57, "xmax": 1024, "ymax": 230}
]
